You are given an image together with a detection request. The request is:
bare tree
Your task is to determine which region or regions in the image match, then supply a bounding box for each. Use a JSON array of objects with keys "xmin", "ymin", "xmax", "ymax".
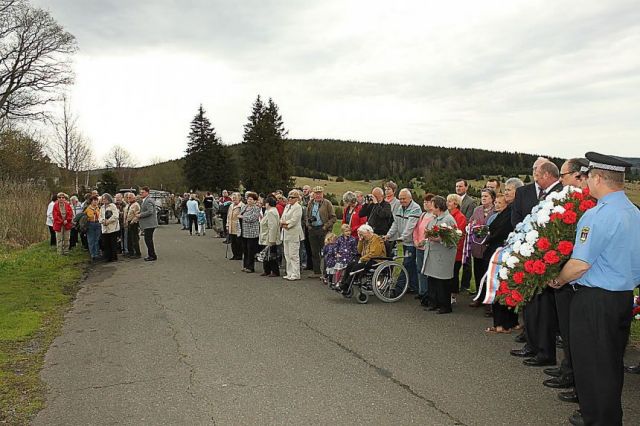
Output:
[
  {"xmin": 0, "ymin": 0, "xmax": 77, "ymax": 120},
  {"xmin": 104, "ymin": 145, "xmax": 135, "ymax": 169},
  {"xmin": 49, "ymin": 95, "xmax": 93, "ymax": 172},
  {"xmin": 104, "ymin": 145, "xmax": 136, "ymax": 187}
]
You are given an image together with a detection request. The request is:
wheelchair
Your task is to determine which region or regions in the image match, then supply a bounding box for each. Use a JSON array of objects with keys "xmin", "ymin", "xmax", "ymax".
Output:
[{"xmin": 335, "ymin": 253, "xmax": 409, "ymax": 304}]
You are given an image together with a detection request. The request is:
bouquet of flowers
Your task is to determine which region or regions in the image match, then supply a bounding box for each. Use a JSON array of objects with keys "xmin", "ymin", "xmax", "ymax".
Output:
[
  {"xmin": 478, "ymin": 186, "xmax": 596, "ymax": 312},
  {"xmin": 425, "ymin": 223, "xmax": 463, "ymax": 248},
  {"xmin": 471, "ymin": 224, "xmax": 490, "ymax": 243}
]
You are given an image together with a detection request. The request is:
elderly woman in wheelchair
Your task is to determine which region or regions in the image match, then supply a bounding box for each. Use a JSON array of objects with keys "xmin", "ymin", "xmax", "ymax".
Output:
[{"xmin": 336, "ymin": 224, "xmax": 409, "ymax": 303}]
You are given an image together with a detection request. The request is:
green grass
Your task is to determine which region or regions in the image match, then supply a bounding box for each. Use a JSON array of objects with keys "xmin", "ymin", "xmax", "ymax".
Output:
[
  {"xmin": 0, "ymin": 242, "xmax": 88, "ymax": 424},
  {"xmin": 294, "ymin": 176, "xmax": 384, "ymax": 199}
]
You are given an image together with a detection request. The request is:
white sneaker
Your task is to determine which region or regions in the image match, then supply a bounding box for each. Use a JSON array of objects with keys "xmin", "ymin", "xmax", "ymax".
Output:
[{"xmin": 282, "ymin": 275, "xmax": 290, "ymax": 280}]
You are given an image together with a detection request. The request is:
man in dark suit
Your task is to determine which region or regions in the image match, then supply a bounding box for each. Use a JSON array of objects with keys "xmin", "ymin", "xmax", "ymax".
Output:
[
  {"xmin": 510, "ymin": 160, "xmax": 563, "ymax": 367},
  {"xmin": 455, "ymin": 180, "xmax": 477, "ymax": 293}
]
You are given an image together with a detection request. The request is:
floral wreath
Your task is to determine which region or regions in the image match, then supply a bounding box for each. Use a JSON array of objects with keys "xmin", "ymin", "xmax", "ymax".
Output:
[{"xmin": 476, "ymin": 186, "xmax": 596, "ymax": 312}]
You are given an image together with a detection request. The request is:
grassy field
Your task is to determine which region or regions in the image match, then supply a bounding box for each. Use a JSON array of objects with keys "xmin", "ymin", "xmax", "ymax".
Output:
[
  {"xmin": 294, "ymin": 176, "xmax": 384, "ymax": 199},
  {"xmin": 0, "ymin": 243, "xmax": 88, "ymax": 424}
]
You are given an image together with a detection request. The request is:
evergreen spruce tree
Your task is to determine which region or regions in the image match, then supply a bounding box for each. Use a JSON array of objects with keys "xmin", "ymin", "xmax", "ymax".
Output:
[
  {"xmin": 183, "ymin": 105, "xmax": 237, "ymax": 192},
  {"xmin": 241, "ymin": 96, "xmax": 294, "ymax": 193}
]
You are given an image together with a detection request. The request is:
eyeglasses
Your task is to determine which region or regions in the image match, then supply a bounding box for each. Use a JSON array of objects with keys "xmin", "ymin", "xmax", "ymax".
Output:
[
  {"xmin": 559, "ymin": 171, "xmax": 575, "ymax": 177},
  {"xmin": 288, "ymin": 196, "xmax": 298, "ymax": 199}
]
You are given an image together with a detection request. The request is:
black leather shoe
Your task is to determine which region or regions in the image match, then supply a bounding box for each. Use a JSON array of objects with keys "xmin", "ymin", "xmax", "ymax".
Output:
[
  {"xmin": 436, "ymin": 309, "xmax": 452, "ymax": 314},
  {"xmin": 558, "ymin": 390, "xmax": 579, "ymax": 404},
  {"xmin": 543, "ymin": 376, "xmax": 574, "ymax": 389},
  {"xmin": 144, "ymin": 256, "xmax": 157, "ymax": 261},
  {"xmin": 514, "ymin": 332, "xmax": 526, "ymax": 343},
  {"xmin": 543, "ymin": 367, "xmax": 562, "ymax": 377},
  {"xmin": 625, "ymin": 364, "xmax": 640, "ymax": 374},
  {"xmin": 568, "ymin": 410, "xmax": 585, "ymax": 426},
  {"xmin": 510, "ymin": 348, "xmax": 536, "ymax": 357},
  {"xmin": 427, "ymin": 306, "xmax": 439, "ymax": 311},
  {"xmin": 523, "ymin": 357, "xmax": 556, "ymax": 367}
]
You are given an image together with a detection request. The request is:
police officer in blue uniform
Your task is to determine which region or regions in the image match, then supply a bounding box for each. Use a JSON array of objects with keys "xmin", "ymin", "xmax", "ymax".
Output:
[{"xmin": 549, "ymin": 152, "xmax": 640, "ymax": 426}]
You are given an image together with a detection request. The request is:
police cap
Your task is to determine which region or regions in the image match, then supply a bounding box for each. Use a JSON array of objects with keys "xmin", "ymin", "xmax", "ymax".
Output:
[{"xmin": 585, "ymin": 152, "xmax": 631, "ymax": 173}]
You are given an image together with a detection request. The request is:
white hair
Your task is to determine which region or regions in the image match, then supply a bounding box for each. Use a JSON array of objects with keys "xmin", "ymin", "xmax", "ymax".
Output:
[
  {"xmin": 399, "ymin": 188, "xmax": 412, "ymax": 198},
  {"xmin": 358, "ymin": 224, "xmax": 374, "ymax": 236}
]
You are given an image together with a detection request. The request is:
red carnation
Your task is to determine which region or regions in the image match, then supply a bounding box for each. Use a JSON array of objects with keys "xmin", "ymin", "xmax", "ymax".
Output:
[
  {"xmin": 564, "ymin": 202, "xmax": 576, "ymax": 211},
  {"xmin": 505, "ymin": 296, "xmax": 516, "ymax": 307},
  {"xmin": 543, "ymin": 250, "xmax": 560, "ymax": 265},
  {"xmin": 570, "ymin": 191, "xmax": 584, "ymax": 201},
  {"xmin": 536, "ymin": 237, "xmax": 551, "ymax": 252},
  {"xmin": 532, "ymin": 260, "xmax": 547, "ymax": 275},
  {"xmin": 512, "ymin": 271, "xmax": 524, "ymax": 284},
  {"xmin": 497, "ymin": 281, "xmax": 510, "ymax": 296},
  {"xmin": 432, "ymin": 225, "xmax": 439, "ymax": 232},
  {"xmin": 562, "ymin": 210, "xmax": 578, "ymax": 225},
  {"xmin": 582, "ymin": 187, "xmax": 590, "ymax": 198},
  {"xmin": 557, "ymin": 241, "xmax": 574, "ymax": 256},
  {"xmin": 549, "ymin": 213, "xmax": 562, "ymax": 222},
  {"xmin": 579, "ymin": 199, "xmax": 596, "ymax": 212},
  {"xmin": 524, "ymin": 260, "xmax": 536, "ymax": 274},
  {"xmin": 511, "ymin": 289, "xmax": 524, "ymax": 303}
]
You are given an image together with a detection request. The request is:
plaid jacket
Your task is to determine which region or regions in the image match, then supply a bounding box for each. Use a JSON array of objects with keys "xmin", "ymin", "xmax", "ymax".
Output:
[{"xmin": 240, "ymin": 205, "xmax": 261, "ymax": 238}]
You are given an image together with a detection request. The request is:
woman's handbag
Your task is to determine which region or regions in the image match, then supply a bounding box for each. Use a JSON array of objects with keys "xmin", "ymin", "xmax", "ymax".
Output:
[
  {"xmin": 256, "ymin": 246, "xmax": 270, "ymax": 262},
  {"xmin": 256, "ymin": 245, "xmax": 276, "ymax": 262}
]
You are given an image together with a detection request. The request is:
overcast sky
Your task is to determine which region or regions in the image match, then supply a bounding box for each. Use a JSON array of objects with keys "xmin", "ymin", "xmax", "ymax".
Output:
[{"xmin": 32, "ymin": 0, "xmax": 640, "ymax": 166}]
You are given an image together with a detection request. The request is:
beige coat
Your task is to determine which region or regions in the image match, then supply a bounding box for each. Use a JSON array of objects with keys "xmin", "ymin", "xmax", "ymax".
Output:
[
  {"xmin": 281, "ymin": 202, "xmax": 305, "ymax": 242},
  {"xmin": 259, "ymin": 207, "xmax": 281, "ymax": 246},
  {"xmin": 125, "ymin": 201, "xmax": 140, "ymax": 226},
  {"xmin": 227, "ymin": 201, "xmax": 244, "ymax": 236},
  {"xmin": 100, "ymin": 203, "xmax": 120, "ymax": 234}
]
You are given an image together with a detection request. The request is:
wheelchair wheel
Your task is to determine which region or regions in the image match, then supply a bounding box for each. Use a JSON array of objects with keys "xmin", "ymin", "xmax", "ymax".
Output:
[
  {"xmin": 356, "ymin": 291, "xmax": 369, "ymax": 304},
  {"xmin": 371, "ymin": 260, "xmax": 409, "ymax": 303}
]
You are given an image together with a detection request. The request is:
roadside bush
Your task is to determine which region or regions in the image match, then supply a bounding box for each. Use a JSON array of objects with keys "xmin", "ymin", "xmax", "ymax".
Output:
[{"xmin": 0, "ymin": 180, "xmax": 50, "ymax": 248}]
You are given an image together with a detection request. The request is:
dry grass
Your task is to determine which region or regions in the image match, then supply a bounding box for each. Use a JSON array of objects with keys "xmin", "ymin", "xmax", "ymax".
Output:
[{"xmin": 0, "ymin": 180, "xmax": 51, "ymax": 249}]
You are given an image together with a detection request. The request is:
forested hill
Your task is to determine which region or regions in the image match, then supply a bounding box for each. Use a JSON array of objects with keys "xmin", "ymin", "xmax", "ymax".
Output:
[{"xmin": 284, "ymin": 139, "xmax": 563, "ymax": 182}]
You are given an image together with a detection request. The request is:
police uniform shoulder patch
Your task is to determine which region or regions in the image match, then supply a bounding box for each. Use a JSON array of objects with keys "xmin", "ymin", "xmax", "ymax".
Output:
[{"xmin": 580, "ymin": 226, "xmax": 590, "ymax": 243}]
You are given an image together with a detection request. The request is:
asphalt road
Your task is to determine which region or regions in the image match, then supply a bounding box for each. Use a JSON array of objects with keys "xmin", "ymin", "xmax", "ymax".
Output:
[{"xmin": 34, "ymin": 224, "xmax": 640, "ymax": 425}]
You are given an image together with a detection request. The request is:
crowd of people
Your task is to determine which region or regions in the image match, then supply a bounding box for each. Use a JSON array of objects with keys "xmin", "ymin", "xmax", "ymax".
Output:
[
  {"xmin": 45, "ymin": 152, "xmax": 639, "ymax": 425},
  {"xmin": 45, "ymin": 186, "xmax": 159, "ymax": 262}
]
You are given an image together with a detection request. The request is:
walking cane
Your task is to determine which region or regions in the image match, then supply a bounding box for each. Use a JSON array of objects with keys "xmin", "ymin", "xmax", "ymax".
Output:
[{"xmin": 225, "ymin": 237, "xmax": 230, "ymax": 259}]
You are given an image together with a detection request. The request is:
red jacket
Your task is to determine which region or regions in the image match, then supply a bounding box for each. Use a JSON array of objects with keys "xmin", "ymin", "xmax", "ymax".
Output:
[
  {"xmin": 276, "ymin": 201, "xmax": 286, "ymax": 217},
  {"xmin": 52, "ymin": 201, "xmax": 74, "ymax": 232},
  {"xmin": 450, "ymin": 208, "xmax": 467, "ymax": 262},
  {"xmin": 342, "ymin": 204, "xmax": 366, "ymax": 238}
]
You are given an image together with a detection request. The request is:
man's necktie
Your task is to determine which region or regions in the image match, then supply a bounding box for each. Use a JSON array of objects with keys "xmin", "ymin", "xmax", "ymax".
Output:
[{"xmin": 538, "ymin": 187, "xmax": 546, "ymax": 200}]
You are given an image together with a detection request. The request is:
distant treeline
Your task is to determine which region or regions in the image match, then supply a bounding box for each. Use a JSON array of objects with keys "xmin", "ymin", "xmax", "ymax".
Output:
[
  {"xmin": 275, "ymin": 139, "xmax": 561, "ymax": 195},
  {"xmin": 91, "ymin": 139, "xmax": 639, "ymax": 195}
]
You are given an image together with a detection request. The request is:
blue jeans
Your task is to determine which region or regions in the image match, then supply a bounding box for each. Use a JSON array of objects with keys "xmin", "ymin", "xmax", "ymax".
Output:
[
  {"xmin": 415, "ymin": 248, "xmax": 429, "ymax": 297},
  {"xmin": 87, "ymin": 222, "xmax": 102, "ymax": 259},
  {"xmin": 397, "ymin": 244, "xmax": 418, "ymax": 292},
  {"xmin": 181, "ymin": 212, "xmax": 188, "ymax": 228}
]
